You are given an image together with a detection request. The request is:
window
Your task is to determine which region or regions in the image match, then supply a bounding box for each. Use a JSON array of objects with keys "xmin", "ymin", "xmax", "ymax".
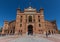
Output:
[
  {"xmin": 39, "ymin": 24, "xmax": 41, "ymax": 27},
  {"xmin": 29, "ymin": 16, "xmax": 32, "ymax": 22},
  {"xmin": 20, "ymin": 16, "xmax": 22, "ymax": 22},
  {"xmin": 20, "ymin": 24, "xmax": 22, "ymax": 27},
  {"xmin": 38, "ymin": 19, "xmax": 40, "ymax": 22},
  {"xmin": 21, "ymin": 16, "xmax": 22, "ymax": 18},
  {"xmin": 21, "ymin": 30, "xmax": 22, "ymax": 32},
  {"xmin": 38, "ymin": 16, "xmax": 40, "ymax": 18},
  {"xmin": 38, "ymin": 16, "xmax": 40, "ymax": 22}
]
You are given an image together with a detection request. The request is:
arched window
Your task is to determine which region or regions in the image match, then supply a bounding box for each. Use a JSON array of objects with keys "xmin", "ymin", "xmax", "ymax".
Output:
[
  {"xmin": 20, "ymin": 16, "xmax": 22, "ymax": 23},
  {"xmin": 38, "ymin": 16, "xmax": 40, "ymax": 18},
  {"xmin": 39, "ymin": 24, "xmax": 41, "ymax": 27},
  {"xmin": 38, "ymin": 19, "xmax": 40, "ymax": 22},
  {"xmin": 29, "ymin": 16, "xmax": 32, "ymax": 22},
  {"xmin": 20, "ymin": 24, "xmax": 22, "ymax": 27},
  {"xmin": 21, "ymin": 16, "xmax": 22, "ymax": 18},
  {"xmin": 38, "ymin": 16, "xmax": 40, "ymax": 22}
]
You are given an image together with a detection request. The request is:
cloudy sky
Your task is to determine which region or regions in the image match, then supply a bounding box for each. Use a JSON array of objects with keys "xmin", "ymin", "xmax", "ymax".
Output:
[{"xmin": 0, "ymin": 0, "xmax": 60, "ymax": 30}]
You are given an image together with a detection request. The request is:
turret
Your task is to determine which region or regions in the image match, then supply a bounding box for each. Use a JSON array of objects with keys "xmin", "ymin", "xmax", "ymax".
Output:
[
  {"xmin": 2, "ymin": 20, "xmax": 9, "ymax": 34},
  {"xmin": 4, "ymin": 20, "xmax": 9, "ymax": 24},
  {"xmin": 40, "ymin": 8, "xmax": 44, "ymax": 14},
  {"xmin": 17, "ymin": 8, "xmax": 21, "ymax": 14},
  {"xmin": 4, "ymin": 20, "xmax": 9, "ymax": 30}
]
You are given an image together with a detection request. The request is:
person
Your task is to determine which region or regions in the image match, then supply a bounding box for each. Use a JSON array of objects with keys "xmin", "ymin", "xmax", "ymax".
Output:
[{"xmin": 46, "ymin": 32, "xmax": 48, "ymax": 38}]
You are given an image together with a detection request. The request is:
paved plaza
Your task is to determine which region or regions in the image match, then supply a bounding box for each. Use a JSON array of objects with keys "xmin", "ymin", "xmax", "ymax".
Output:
[{"xmin": 0, "ymin": 34, "xmax": 60, "ymax": 42}]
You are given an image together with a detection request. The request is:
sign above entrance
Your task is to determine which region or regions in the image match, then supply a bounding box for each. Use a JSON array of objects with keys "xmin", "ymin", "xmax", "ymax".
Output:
[
  {"xmin": 24, "ymin": 6, "xmax": 36, "ymax": 12},
  {"xmin": 24, "ymin": 6, "xmax": 36, "ymax": 14}
]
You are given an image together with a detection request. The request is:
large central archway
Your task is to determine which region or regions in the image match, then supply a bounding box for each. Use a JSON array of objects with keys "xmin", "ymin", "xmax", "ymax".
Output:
[{"xmin": 28, "ymin": 25, "xmax": 33, "ymax": 35}]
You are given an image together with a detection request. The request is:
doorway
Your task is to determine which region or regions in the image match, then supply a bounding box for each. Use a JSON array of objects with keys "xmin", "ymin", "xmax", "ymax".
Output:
[{"xmin": 28, "ymin": 25, "xmax": 33, "ymax": 35}]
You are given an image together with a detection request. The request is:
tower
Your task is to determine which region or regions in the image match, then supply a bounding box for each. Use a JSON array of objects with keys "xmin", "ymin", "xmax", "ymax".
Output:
[
  {"xmin": 40, "ymin": 8, "xmax": 46, "ymax": 34},
  {"xmin": 2, "ymin": 20, "xmax": 9, "ymax": 34},
  {"xmin": 15, "ymin": 8, "xmax": 21, "ymax": 34}
]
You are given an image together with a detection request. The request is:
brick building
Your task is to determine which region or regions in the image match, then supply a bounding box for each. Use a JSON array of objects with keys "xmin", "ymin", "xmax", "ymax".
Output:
[{"xmin": 2, "ymin": 6, "xmax": 58, "ymax": 35}]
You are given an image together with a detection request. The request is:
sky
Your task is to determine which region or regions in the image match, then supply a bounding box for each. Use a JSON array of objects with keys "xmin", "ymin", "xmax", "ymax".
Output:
[{"xmin": 0, "ymin": 0, "xmax": 60, "ymax": 30}]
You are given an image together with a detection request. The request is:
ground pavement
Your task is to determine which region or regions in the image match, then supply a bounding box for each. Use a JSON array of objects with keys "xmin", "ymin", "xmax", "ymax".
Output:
[{"xmin": 0, "ymin": 34, "xmax": 60, "ymax": 42}]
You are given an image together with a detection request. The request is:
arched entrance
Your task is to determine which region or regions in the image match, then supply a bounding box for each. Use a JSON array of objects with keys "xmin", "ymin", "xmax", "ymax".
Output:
[
  {"xmin": 13, "ymin": 27, "xmax": 15, "ymax": 34},
  {"xmin": 48, "ymin": 30, "xmax": 51, "ymax": 35},
  {"xmin": 28, "ymin": 25, "xmax": 33, "ymax": 35}
]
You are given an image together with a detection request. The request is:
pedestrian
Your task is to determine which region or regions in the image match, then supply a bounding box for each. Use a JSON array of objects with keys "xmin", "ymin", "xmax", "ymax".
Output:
[{"xmin": 46, "ymin": 32, "xmax": 48, "ymax": 38}]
